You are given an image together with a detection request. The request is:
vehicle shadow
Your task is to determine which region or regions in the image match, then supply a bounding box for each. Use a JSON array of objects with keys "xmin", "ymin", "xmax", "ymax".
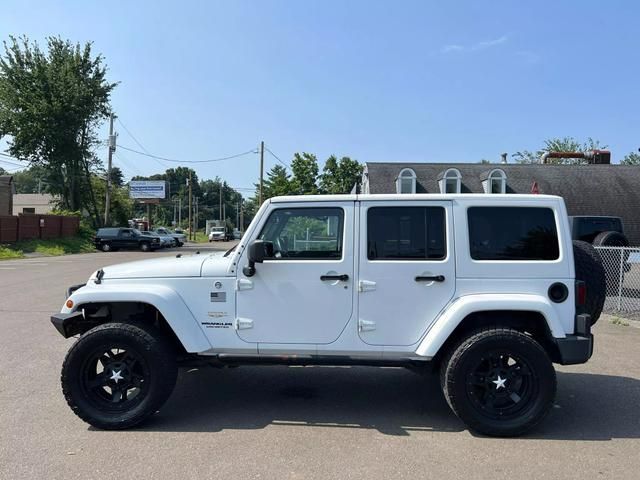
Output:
[{"xmin": 129, "ymin": 366, "xmax": 640, "ymax": 440}]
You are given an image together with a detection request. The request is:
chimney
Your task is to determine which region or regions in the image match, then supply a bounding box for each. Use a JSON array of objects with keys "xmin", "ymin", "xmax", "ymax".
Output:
[
  {"xmin": 540, "ymin": 150, "xmax": 611, "ymax": 164},
  {"xmin": 500, "ymin": 153, "xmax": 508, "ymax": 164}
]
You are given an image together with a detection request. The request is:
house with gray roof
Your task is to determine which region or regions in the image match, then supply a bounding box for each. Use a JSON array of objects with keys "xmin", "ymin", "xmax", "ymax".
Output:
[{"xmin": 361, "ymin": 162, "xmax": 640, "ymax": 245}]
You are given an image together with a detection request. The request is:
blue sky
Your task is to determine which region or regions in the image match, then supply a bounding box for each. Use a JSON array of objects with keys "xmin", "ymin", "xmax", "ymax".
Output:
[{"xmin": 1, "ymin": 0, "xmax": 639, "ymax": 192}]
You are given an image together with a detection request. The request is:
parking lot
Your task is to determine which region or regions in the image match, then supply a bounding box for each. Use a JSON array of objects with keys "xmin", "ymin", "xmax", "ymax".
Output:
[{"xmin": 1, "ymin": 248, "xmax": 640, "ymax": 480}]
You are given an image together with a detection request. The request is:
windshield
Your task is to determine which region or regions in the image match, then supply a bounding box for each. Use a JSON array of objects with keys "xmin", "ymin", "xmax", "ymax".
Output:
[
  {"xmin": 212, "ymin": 227, "xmax": 225, "ymax": 232},
  {"xmin": 132, "ymin": 229, "xmax": 142, "ymax": 235}
]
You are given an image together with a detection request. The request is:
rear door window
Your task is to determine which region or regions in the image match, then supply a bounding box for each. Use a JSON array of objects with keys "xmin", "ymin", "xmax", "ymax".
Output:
[
  {"xmin": 367, "ymin": 206, "xmax": 446, "ymax": 260},
  {"xmin": 468, "ymin": 207, "xmax": 559, "ymax": 260}
]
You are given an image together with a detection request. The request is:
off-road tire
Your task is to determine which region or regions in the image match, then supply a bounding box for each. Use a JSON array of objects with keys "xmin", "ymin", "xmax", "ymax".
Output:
[
  {"xmin": 573, "ymin": 240, "xmax": 606, "ymax": 324},
  {"xmin": 593, "ymin": 230, "xmax": 629, "ymax": 248},
  {"xmin": 440, "ymin": 327, "xmax": 556, "ymax": 437},
  {"xmin": 101, "ymin": 243, "xmax": 111, "ymax": 252},
  {"xmin": 61, "ymin": 322, "xmax": 178, "ymax": 430},
  {"xmin": 593, "ymin": 230, "xmax": 631, "ymax": 274},
  {"xmin": 140, "ymin": 242, "xmax": 151, "ymax": 252}
]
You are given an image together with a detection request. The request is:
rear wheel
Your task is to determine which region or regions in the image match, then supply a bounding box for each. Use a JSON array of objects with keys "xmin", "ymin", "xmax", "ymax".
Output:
[
  {"xmin": 61, "ymin": 322, "xmax": 177, "ymax": 430},
  {"xmin": 440, "ymin": 327, "xmax": 556, "ymax": 437}
]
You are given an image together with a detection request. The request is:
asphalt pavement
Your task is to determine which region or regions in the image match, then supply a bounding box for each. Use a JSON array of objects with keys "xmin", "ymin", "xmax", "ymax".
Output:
[{"xmin": 1, "ymin": 247, "xmax": 639, "ymax": 480}]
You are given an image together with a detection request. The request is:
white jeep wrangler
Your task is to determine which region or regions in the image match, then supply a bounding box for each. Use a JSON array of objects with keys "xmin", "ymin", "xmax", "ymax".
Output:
[{"xmin": 52, "ymin": 194, "xmax": 605, "ymax": 436}]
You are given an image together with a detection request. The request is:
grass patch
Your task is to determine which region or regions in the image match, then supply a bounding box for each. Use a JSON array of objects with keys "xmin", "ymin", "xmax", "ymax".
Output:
[
  {"xmin": 0, "ymin": 246, "xmax": 24, "ymax": 260},
  {"xmin": 0, "ymin": 223, "xmax": 95, "ymax": 260},
  {"xmin": 610, "ymin": 316, "xmax": 630, "ymax": 327}
]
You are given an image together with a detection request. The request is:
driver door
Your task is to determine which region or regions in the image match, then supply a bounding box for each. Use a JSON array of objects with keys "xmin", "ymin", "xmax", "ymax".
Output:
[{"xmin": 236, "ymin": 202, "xmax": 355, "ymax": 345}]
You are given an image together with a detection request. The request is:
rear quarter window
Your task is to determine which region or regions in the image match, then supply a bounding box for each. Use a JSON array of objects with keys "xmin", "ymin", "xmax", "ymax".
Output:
[
  {"xmin": 468, "ymin": 207, "xmax": 559, "ymax": 261},
  {"xmin": 96, "ymin": 228, "xmax": 118, "ymax": 237}
]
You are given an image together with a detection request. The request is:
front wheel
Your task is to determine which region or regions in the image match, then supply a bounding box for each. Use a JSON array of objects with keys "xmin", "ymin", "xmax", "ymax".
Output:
[
  {"xmin": 440, "ymin": 327, "xmax": 556, "ymax": 437},
  {"xmin": 61, "ymin": 322, "xmax": 177, "ymax": 430},
  {"xmin": 140, "ymin": 242, "xmax": 150, "ymax": 252},
  {"xmin": 101, "ymin": 243, "xmax": 111, "ymax": 252}
]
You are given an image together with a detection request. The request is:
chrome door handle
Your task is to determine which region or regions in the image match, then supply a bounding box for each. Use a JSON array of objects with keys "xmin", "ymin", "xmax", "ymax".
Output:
[
  {"xmin": 320, "ymin": 274, "xmax": 349, "ymax": 281},
  {"xmin": 415, "ymin": 275, "xmax": 445, "ymax": 282}
]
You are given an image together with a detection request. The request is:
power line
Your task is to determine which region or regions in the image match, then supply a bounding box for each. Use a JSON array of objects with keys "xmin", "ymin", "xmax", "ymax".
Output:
[
  {"xmin": 116, "ymin": 118, "xmax": 169, "ymax": 169},
  {"xmin": 264, "ymin": 146, "xmax": 290, "ymax": 169},
  {"xmin": 0, "ymin": 157, "xmax": 27, "ymax": 168},
  {"xmin": 113, "ymin": 152, "xmax": 143, "ymax": 177},
  {"xmin": 118, "ymin": 144, "xmax": 258, "ymax": 164}
]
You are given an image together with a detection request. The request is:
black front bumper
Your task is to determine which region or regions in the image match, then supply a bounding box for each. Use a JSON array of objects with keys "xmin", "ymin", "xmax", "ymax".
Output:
[
  {"xmin": 554, "ymin": 314, "xmax": 594, "ymax": 365},
  {"xmin": 51, "ymin": 311, "xmax": 85, "ymax": 338}
]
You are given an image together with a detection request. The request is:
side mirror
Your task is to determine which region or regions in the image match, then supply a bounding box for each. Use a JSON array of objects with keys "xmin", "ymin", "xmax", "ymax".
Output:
[{"xmin": 243, "ymin": 240, "xmax": 274, "ymax": 277}]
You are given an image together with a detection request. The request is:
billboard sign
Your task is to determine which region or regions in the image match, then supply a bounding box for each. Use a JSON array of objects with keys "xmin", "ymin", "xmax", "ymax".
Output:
[{"xmin": 129, "ymin": 181, "xmax": 166, "ymax": 199}]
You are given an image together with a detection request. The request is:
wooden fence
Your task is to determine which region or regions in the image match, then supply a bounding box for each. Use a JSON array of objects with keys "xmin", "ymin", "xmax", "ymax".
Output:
[{"xmin": 0, "ymin": 214, "xmax": 80, "ymax": 243}]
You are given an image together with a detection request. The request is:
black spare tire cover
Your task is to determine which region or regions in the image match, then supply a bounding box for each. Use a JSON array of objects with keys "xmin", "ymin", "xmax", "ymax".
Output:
[{"xmin": 573, "ymin": 240, "xmax": 606, "ymax": 325}]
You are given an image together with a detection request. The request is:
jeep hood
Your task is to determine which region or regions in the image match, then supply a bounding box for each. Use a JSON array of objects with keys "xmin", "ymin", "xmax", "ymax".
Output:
[{"xmin": 95, "ymin": 252, "xmax": 230, "ymax": 280}]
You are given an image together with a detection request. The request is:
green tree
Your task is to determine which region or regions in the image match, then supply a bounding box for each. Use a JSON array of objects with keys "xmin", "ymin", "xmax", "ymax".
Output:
[
  {"xmin": 290, "ymin": 152, "xmax": 319, "ymax": 195},
  {"xmin": 108, "ymin": 166, "xmax": 125, "ymax": 188},
  {"xmin": 11, "ymin": 165, "xmax": 49, "ymax": 193},
  {"xmin": 513, "ymin": 137, "xmax": 607, "ymax": 164},
  {"xmin": 621, "ymin": 151, "xmax": 640, "ymax": 165},
  {"xmin": 319, "ymin": 155, "xmax": 363, "ymax": 194},
  {"xmin": 0, "ymin": 36, "xmax": 117, "ymax": 224},
  {"xmin": 261, "ymin": 165, "xmax": 292, "ymax": 199}
]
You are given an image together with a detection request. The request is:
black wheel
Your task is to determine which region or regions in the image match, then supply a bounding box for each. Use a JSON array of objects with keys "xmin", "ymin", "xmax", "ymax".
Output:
[
  {"xmin": 593, "ymin": 230, "xmax": 629, "ymax": 248},
  {"xmin": 140, "ymin": 242, "xmax": 150, "ymax": 252},
  {"xmin": 593, "ymin": 230, "xmax": 631, "ymax": 274},
  {"xmin": 101, "ymin": 243, "xmax": 111, "ymax": 252},
  {"xmin": 61, "ymin": 322, "xmax": 177, "ymax": 430},
  {"xmin": 573, "ymin": 240, "xmax": 606, "ymax": 325},
  {"xmin": 440, "ymin": 327, "xmax": 556, "ymax": 437}
]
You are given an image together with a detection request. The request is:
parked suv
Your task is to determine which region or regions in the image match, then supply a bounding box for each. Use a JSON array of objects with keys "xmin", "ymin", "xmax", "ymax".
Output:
[
  {"xmin": 93, "ymin": 227, "xmax": 161, "ymax": 252},
  {"xmin": 53, "ymin": 194, "xmax": 605, "ymax": 436}
]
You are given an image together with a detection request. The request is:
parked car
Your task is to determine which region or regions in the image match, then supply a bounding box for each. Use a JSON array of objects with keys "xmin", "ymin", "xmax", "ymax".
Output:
[
  {"xmin": 93, "ymin": 227, "xmax": 161, "ymax": 252},
  {"xmin": 140, "ymin": 230, "xmax": 172, "ymax": 248},
  {"xmin": 154, "ymin": 227, "xmax": 185, "ymax": 247},
  {"xmin": 208, "ymin": 226, "xmax": 230, "ymax": 242},
  {"xmin": 232, "ymin": 229, "xmax": 242, "ymax": 240},
  {"xmin": 54, "ymin": 194, "xmax": 604, "ymax": 436}
]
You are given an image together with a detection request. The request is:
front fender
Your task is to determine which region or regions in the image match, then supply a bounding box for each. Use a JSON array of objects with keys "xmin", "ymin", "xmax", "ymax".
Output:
[
  {"xmin": 414, "ymin": 294, "xmax": 565, "ymax": 358},
  {"xmin": 61, "ymin": 283, "xmax": 212, "ymax": 353}
]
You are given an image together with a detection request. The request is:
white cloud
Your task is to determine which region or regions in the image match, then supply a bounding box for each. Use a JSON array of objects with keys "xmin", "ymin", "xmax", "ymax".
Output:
[
  {"xmin": 471, "ymin": 35, "xmax": 508, "ymax": 51},
  {"xmin": 440, "ymin": 35, "xmax": 508, "ymax": 54},
  {"xmin": 441, "ymin": 44, "xmax": 464, "ymax": 53}
]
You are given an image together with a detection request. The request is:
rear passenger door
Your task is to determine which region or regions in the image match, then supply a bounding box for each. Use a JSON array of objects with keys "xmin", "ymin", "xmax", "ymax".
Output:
[{"xmin": 357, "ymin": 201, "xmax": 456, "ymax": 346}]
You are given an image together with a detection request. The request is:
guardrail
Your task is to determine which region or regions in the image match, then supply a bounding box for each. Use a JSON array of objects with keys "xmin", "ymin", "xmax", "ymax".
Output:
[{"xmin": 594, "ymin": 246, "xmax": 640, "ymax": 313}]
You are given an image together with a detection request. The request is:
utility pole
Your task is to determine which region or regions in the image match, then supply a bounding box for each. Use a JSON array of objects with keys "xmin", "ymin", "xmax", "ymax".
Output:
[
  {"xmin": 178, "ymin": 197, "xmax": 182, "ymax": 227},
  {"xmin": 259, "ymin": 140, "xmax": 264, "ymax": 206},
  {"xmin": 188, "ymin": 172, "xmax": 192, "ymax": 241},
  {"xmin": 173, "ymin": 199, "xmax": 177, "ymax": 226},
  {"xmin": 219, "ymin": 182, "xmax": 223, "ymax": 222},
  {"xmin": 239, "ymin": 197, "xmax": 244, "ymax": 233},
  {"xmin": 104, "ymin": 113, "xmax": 116, "ymax": 226},
  {"xmin": 194, "ymin": 197, "xmax": 198, "ymax": 236}
]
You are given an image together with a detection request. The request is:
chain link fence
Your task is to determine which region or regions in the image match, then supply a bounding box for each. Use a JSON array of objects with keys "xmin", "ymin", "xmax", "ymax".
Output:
[{"xmin": 593, "ymin": 246, "xmax": 640, "ymax": 314}]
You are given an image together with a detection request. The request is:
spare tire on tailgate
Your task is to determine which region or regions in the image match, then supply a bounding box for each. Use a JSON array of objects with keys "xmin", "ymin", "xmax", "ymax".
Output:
[{"xmin": 573, "ymin": 240, "xmax": 606, "ymax": 325}]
